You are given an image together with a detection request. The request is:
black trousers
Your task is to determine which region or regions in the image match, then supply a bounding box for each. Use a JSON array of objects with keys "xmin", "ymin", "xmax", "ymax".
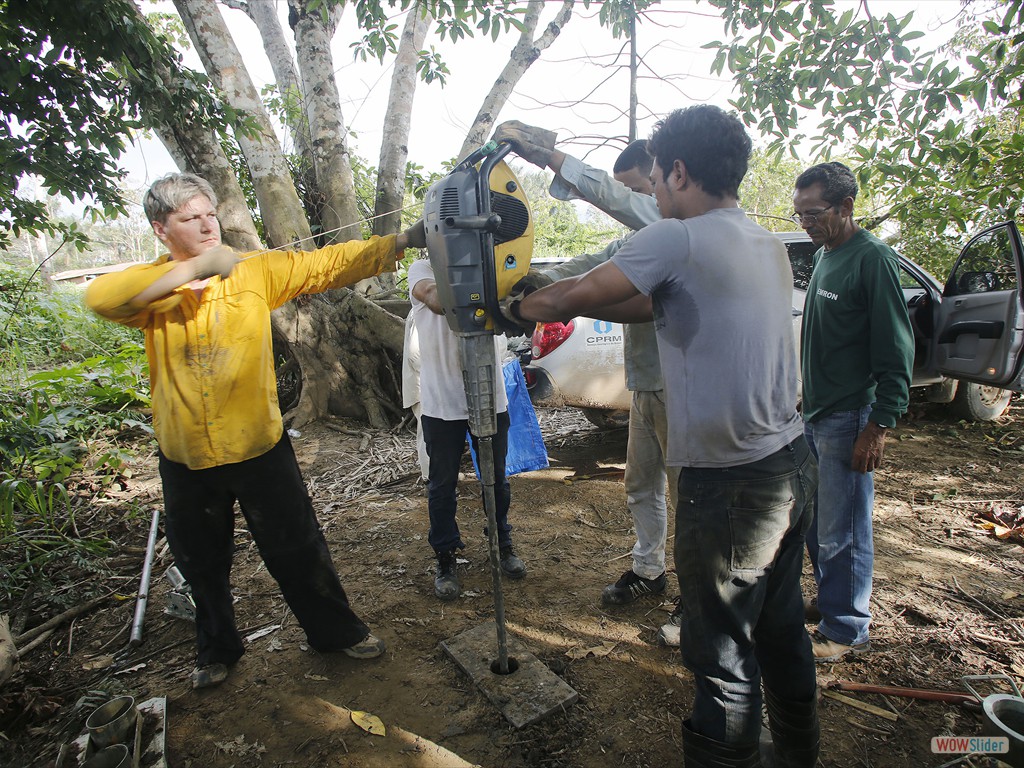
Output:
[{"xmin": 159, "ymin": 434, "xmax": 369, "ymax": 667}]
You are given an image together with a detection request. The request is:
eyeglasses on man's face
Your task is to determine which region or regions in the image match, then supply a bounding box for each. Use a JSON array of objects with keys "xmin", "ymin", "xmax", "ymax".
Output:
[{"xmin": 790, "ymin": 205, "xmax": 834, "ymax": 225}]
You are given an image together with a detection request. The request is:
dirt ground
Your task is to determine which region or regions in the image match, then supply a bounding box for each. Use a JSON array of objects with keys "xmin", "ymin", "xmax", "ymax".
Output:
[{"xmin": 5, "ymin": 394, "xmax": 1024, "ymax": 768}]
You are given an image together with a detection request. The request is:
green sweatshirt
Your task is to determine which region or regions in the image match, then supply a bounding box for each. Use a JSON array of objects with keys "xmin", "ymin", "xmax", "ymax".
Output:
[{"xmin": 800, "ymin": 228, "xmax": 914, "ymax": 428}]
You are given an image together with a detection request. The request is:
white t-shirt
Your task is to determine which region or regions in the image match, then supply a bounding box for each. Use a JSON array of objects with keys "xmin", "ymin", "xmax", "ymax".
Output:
[{"xmin": 407, "ymin": 258, "xmax": 508, "ymax": 420}]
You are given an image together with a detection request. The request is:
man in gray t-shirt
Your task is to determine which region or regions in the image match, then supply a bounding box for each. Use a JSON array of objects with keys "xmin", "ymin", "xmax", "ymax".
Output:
[
  {"xmin": 494, "ymin": 124, "xmax": 681, "ymax": 638},
  {"xmin": 511, "ymin": 105, "xmax": 819, "ymax": 768}
]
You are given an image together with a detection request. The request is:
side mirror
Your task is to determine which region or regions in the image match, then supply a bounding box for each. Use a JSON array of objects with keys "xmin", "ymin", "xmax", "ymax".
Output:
[{"xmin": 954, "ymin": 270, "xmax": 1001, "ymax": 295}]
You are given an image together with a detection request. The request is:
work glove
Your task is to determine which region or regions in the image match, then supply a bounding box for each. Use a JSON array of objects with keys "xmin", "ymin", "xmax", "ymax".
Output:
[
  {"xmin": 506, "ymin": 269, "xmax": 553, "ymax": 303},
  {"xmin": 492, "ymin": 120, "xmax": 557, "ymax": 169},
  {"xmin": 400, "ymin": 219, "xmax": 427, "ymax": 251},
  {"xmin": 499, "ymin": 296, "xmax": 537, "ymax": 336},
  {"xmin": 191, "ymin": 245, "xmax": 239, "ymax": 280}
]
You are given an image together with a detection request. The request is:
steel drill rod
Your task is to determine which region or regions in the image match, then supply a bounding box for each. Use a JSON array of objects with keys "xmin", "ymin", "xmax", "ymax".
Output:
[
  {"xmin": 130, "ymin": 508, "xmax": 161, "ymax": 647},
  {"xmin": 478, "ymin": 435, "xmax": 510, "ymax": 673}
]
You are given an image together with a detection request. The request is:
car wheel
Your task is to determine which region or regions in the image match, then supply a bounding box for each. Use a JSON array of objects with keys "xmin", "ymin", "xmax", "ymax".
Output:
[
  {"xmin": 949, "ymin": 382, "xmax": 1012, "ymax": 421},
  {"xmin": 582, "ymin": 408, "xmax": 630, "ymax": 430}
]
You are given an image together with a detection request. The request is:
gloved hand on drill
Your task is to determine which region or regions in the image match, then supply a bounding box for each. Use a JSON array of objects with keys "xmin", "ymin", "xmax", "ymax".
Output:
[
  {"xmin": 499, "ymin": 296, "xmax": 536, "ymax": 335},
  {"xmin": 398, "ymin": 219, "xmax": 427, "ymax": 251},
  {"xmin": 500, "ymin": 269, "xmax": 551, "ymax": 334},
  {"xmin": 507, "ymin": 269, "xmax": 553, "ymax": 302},
  {"xmin": 492, "ymin": 120, "xmax": 557, "ymax": 169}
]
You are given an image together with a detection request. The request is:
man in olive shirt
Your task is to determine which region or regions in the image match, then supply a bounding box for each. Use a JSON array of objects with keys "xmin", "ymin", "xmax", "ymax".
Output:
[
  {"xmin": 794, "ymin": 161, "xmax": 914, "ymax": 661},
  {"xmin": 87, "ymin": 172, "xmax": 424, "ymax": 688}
]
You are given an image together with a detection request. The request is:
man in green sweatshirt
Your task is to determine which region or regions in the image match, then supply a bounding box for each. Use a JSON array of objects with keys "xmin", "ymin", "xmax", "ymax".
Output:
[{"xmin": 794, "ymin": 161, "xmax": 914, "ymax": 662}]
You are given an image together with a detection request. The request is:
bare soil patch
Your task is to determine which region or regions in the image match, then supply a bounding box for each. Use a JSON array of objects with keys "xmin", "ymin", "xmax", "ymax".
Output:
[{"xmin": 4, "ymin": 396, "xmax": 1024, "ymax": 767}]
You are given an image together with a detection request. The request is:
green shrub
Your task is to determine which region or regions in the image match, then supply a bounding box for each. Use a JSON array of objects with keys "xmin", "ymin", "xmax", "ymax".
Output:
[{"xmin": 0, "ymin": 263, "xmax": 152, "ymax": 609}]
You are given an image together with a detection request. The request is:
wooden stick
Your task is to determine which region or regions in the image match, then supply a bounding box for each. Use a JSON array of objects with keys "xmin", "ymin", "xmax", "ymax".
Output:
[
  {"xmin": 831, "ymin": 681, "xmax": 977, "ymax": 706},
  {"xmin": 846, "ymin": 717, "xmax": 893, "ymax": 736},
  {"xmin": 14, "ymin": 594, "xmax": 111, "ymax": 645},
  {"xmin": 821, "ymin": 690, "xmax": 900, "ymax": 722},
  {"xmin": 18, "ymin": 628, "xmax": 54, "ymax": 656}
]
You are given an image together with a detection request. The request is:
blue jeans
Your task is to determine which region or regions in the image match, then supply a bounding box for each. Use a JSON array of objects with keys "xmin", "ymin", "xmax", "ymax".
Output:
[
  {"xmin": 421, "ymin": 411, "xmax": 512, "ymax": 555},
  {"xmin": 675, "ymin": 436, "xmax": 818, "ymax": 744},
  {"xmin": 804, "ymin": 406, "xmax": 874, "ymax": 646}
]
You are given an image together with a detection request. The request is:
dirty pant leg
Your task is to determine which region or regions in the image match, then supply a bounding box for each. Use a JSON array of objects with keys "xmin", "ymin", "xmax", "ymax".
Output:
[
  {"xmin": 469, "ymin": 410, "xmax": 512, "ymax": 548},
  {"xmin": 625, "ymin": 389, "xmax": 676, "ymax": 579},
  {"xmin": 675, "ymin": 437, "xmax": 819, "ymax": 744},
  {"xmin": 230, "ymin": 434, "xmax": 369, "ymax": 652},
  {"xmin": 422, "ymin": 412, "xmax": 512, "ymax": 555},
  {"xmin": 804, "ymin": 407, "xmax": 874, "ymax": 646},
  {"xmin": 159, "ymin": 451, "xmax": 245, "ymax": 668}
]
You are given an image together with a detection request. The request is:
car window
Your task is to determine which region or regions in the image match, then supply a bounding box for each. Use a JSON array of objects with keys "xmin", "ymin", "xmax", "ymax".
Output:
[
  {"xmin": 946, "ymin": 227, "xmax": 1019, "ymax": 296},
  {"xmin": 785, "ymin": 241, "xmax": 818, "ymax": 291}
]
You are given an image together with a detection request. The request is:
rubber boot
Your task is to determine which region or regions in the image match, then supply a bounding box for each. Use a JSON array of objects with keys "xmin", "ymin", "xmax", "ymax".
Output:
[
  {"xmin": 682, "ymin": 719, "xmax": 762, "ymax": 768},
  {"xmin": 763, "ymin": 688, "xmax": 820, "ymax": 768}
]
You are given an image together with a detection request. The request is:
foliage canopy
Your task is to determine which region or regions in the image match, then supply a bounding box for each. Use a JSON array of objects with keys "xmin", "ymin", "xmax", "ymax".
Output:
[
  {"xmin": 705, "ymin": 0, "xmax": 1024, "ymax": 236},
  {"xmin": 0, "ymin": 0, "xmax": 226, "ymax": 251}
]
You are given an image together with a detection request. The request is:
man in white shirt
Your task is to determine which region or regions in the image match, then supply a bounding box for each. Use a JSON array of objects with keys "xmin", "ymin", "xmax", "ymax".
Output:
[{"xmin": 407, "ymin": 258, "xmax": 527, "ymax": 600}]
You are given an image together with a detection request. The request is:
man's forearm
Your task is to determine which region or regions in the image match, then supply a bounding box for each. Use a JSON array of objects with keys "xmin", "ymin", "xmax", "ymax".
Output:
[
  {"xmin": 580, "ymin": 294, "xmax": 653, "ymax": 324},
  {"xmin": 130, "ymin": 260, "xmax": 200, "ymax": 307},
  {"xmin": 518, "ymin": 270, "xmax": 651, "ymax": 324}
]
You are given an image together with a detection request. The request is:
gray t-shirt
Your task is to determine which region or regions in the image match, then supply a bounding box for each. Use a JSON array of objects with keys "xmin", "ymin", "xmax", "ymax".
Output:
[{"xmin": 612, "ymin": 207, "xmax": 802, "ymax": 468}]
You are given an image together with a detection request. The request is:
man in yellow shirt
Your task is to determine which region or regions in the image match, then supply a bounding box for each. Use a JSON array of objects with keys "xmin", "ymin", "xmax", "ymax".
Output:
[{"xmin": 86, "ymin": 173, "xmax": 424, "ymax": 689}]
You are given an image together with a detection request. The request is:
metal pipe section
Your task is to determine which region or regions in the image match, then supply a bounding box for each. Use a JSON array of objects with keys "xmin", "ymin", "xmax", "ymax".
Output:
[
  {"xmin": 130, "ymin": 508, "xmax": 161, "ymax": 647},
  {"xmin": 478, "ymin": 436, "xmax": 510, "ymax": 673},
  {"xmin": 458, "ymin": 334, "xmax": 509, "ymax": 672}
]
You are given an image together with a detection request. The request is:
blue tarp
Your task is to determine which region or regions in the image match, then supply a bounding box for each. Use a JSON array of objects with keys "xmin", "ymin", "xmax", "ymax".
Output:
[{"xmin": 469, "ymin": 360, "xmax": 549, "ymax": 477}]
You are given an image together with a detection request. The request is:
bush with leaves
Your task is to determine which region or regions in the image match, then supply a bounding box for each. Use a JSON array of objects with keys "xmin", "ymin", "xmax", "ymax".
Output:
[{"xmin": 0, "ymin": 264, "xmax": 153, "ymax": 613}]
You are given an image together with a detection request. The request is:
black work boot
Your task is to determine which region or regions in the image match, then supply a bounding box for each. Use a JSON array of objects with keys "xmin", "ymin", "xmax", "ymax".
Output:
[
  {"xmin": 434, "ymin": 551, "xmax": 460, "ymax": 601},
  {"xmin": 682, "ymin": 719, "xmax": 761, "ymax": 768},
  {"xmin": 763, "ymin": 688, "xmax": 819, "ymax": 768},
  {"xmin": 601, "ymin": 569, "xmax": 667, "ymax": 605},
  {"xmin": 499, "ymin": 545, "xmax": 527, "ymax": 579}
]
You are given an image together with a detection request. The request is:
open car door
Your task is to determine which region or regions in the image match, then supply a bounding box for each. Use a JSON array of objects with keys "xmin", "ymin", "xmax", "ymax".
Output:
[{"xmin": 932, "ymin": 221, "xmax": 1024, "ymax": 391}]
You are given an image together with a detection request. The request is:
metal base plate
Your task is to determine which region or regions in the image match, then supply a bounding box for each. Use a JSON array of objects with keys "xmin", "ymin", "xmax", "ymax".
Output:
[{"xmin": 440, "ymin": 621, "xmax": 578, "ymax": 729}]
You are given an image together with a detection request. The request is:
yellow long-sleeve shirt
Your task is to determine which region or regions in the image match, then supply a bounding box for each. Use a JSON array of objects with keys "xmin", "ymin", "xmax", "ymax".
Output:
[{"xmin": 85, "ymin": 235, "xmax": 400, "ymax": 470}]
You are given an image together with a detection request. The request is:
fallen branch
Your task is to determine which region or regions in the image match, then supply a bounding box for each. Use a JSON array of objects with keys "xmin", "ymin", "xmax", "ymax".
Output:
[
  {"xmin": 17, "ymin": 628, "xmax": 54, "ymax": 657},
  {"xmin": 829, "ymin": 681, "xmax": 977, "ymax": 706},
  {"xmin": 951, "ymin": 576, "xmax": 1024, "ymax": 642},
  {"xmin": 846, "ymin": 717, "xmax": 893, "ymax": 736},
  {"xmin": 14, "ymin": 594, "xmax": 112, "ymax": 645},
  {"xmin": 821, "ymin": 690, "xmax": 900, "ymax": 722}
]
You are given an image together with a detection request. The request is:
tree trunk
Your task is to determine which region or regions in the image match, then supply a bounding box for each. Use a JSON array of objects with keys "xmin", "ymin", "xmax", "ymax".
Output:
[
  {"xmin": 173, "ymin": 0, "xmax": 312, "ymax": 250},
  {"xmin": 458, "ymin": 0, "xmax": 575, "ymax": 160},
  {"xmin": 274, "ymin": 291, "xmax": 407, "ymax": 429},
  {"xmin": 221, "ymin": 0, "xmax": 313, "ymax": 161},
  {"xmin": 374, "ymin": 3, "xmax": 429, "ymax": 241},
  {"xmin": 289, "ymin": 0, "xmax": 362, "ymax": 247}
]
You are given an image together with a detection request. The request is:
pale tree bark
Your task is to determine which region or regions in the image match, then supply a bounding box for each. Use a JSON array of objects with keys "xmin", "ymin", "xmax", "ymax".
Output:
[
  {"xmin": 373, "ymin": 3, "xmax": 429, "ymax": 241},
  {"xmin": 220, "ymin": 0, "xmax": 313, "ymax": 161},
  {"xmin": 458, "ymin": 0, "xmax": 575, "ymax": 159},
  {"xmin": 288, "ymin": 0, "xmax": 362, "ymax": 247},
  {"xmin": 164, "ymin": 0, "xmax": 407, "ymax": 429},
  {"xmin": 173, "ymin": 0, "xmax": 312, "ymax": 249}
]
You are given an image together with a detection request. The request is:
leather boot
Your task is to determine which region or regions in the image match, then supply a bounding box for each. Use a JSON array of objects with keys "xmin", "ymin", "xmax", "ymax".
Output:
[
  {"xmin": 682, "ymin": 719, "xmax": 762, "ymax": 768},
  {"xmin": 763, "ymin": 688, "xmax": 820, "ymax": 768}
]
